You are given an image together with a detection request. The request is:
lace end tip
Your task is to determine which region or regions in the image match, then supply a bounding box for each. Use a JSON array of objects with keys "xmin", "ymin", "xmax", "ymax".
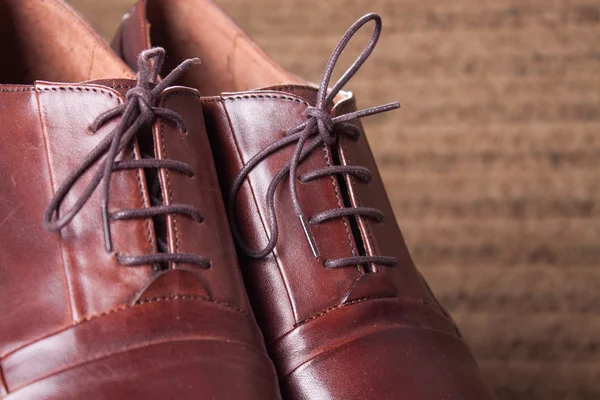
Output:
[
  {"xmin": 387, "ymin": 101, "xmax": 401, "ymax": 111},
  {"xmin": 299, "ymin": 215, "xmax": 320, "ymax": 259},
  {"xmin": 101, "ymin": 201, "xmax": 113, "ymax": 253}
]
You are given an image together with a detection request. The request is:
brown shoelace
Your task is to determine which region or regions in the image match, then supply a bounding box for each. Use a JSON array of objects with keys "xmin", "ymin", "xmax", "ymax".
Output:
[
  {"xmin": 228, "ymin": 13, "xmax": 399, "ymax": 269},
  {"xmin": 44, "ymin": 48, "xmax": 210, "ymax": 269}
]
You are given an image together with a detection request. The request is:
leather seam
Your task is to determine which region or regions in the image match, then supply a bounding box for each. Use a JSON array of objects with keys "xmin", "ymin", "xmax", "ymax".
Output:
[
  {"xmin": 7, "ymin": 336, "xmax": 262, "ymax": 395},
  {"xmin": 34, "ymin": 87, "xmax": 76, "ymax": 323},
  {"xmin": 158, "ymin": 98, "xmax": 181, "ymax": 257},
  {"xmin": 201, "ymin": 94, "xmax": 310, "ymax": 106},
  {"xmin": 341, "ymin": 134, "xmax": 377, "ymax": 259},
  {"xmin": 34, "ymin": 86, "xmax": 118, "ymax": 99},
  {"xmin": 282, "ymin": 322, "xmax": 463, "ymax": 379},
  {"xmin": 76, "ymin": 294, "xmax": 248, "ymax": 325},
  {"xmin": 204, "ymin": 93, "xmax": 357, "ymax": 260},
  {"xmin": 269, "ymin": 85, "xmax": 319, "ymax": 94},
  {"xmin": 132, "ymin": 142, "xmax": 156, "ymax": 254},
  {"xmin": 0, "ymin": 88, "xmax": 35, "ymax": 92},
  {"xmin": 218, "ymin": 99, "xmax": 298, "ymax": 323},
  {"xmin": 322, "ymin": 142, "xmax": 357, "ymax": 258},
  {"xmin": 39, "ymin": 84, "xmax": 156, "ymax": 285},
  {"xmin": 163, "ymin": 91, "xmax": 200, "ymax": 99},
  {"xmin": 1, "ymin": 295, "xmax": 247, "ymax": 361},
  {"xmin": 295, "ymin": 295, "xmax": 430, "ymax": 326}
]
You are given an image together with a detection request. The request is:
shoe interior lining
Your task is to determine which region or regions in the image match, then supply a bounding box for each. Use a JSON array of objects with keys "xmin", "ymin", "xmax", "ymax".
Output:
[
  {"xmin": 0, "ymin": 0, "xmax": 132, "ymax": 84},
  {"xmin": 146, "ymin": 0, "xmax": 305, "ymax": 96}
]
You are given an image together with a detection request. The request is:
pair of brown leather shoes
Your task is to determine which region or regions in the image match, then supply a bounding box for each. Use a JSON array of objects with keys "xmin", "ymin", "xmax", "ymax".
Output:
[{"xmin": 0, "ymin": 0, "xmax": 497, "ymax": 399}]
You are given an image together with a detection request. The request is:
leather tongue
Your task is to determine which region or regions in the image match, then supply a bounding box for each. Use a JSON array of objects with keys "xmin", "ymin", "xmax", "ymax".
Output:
[{"xmin": 78, "ymin": 77, "xmax": 212, "ymax": 305}]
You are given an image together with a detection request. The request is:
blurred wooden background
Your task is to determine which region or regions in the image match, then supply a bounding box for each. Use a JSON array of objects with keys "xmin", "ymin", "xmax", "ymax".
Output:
[{"xmin": 68, "ymin": 0, "xmax": 600, "ymax": 399}]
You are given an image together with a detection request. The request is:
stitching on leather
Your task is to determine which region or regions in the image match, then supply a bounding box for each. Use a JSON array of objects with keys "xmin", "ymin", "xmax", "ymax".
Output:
[
  {"xmin": 36, "ymin": 86, "xmax": 157, "ymax": 320},
  {"xmin": 2, "ymin": 294, "xmax": 248, "ymax": 362},
  {"xmin": 76, "ymin": 294, "xmax": 247, "ymax": 325},
  {"xmin": 35, "ymin": 86, "xmax": 118, "ymax": 100},
  {"xmin": 160, "ymin": 94, "xmax": 186, "ymax": 257},
  {"xmin": 217, "ymin": 99, "xmax": 298, "ymax": 319},
  {"xmin": 321, "ymin": 142, "xmax": 357, "ymax": 257},
  {"xmin": 136, "ymin": 294, "xmax": 247, "ymax": 315},
  {"xmin": 340, "ymin": 132, "xmax": 378, "ymax": 260},
  {"xmin": 0, "ymin": 87, "xmax": 35, "ymax": 92},
  {"xmin": 34, "ymin": 88, "xmax": 80, "ymax": 323},
  {"xmin": 161, "ymin": 115, "xmax": 181, "ymax": 254},
  {"xmin": 36, "ymin": 86, "xmax": 115, "ymax": 97},
  {"xmin": 132, "ymin": 143, "xmax": 155, "ymax": 254},
  {"xmin": 206, "ymin": 93, "xmax": 356, "ymax": 258},
  {"xmin": 42, "ymin": 85, "xmax": 156, "ymax": 260},
  {"xmin": 267, "ymin": 84, "xmax": 319, "ymax": 94},
  {"xmin": 284, "ymin": 314, "xmax": 463, "ymax": 379},
  {"xmin": 201, "ymin": 94, "xmax": 310, "ymax": 106},
  {"xmin": 11, "ymin": 335, "xmax": 263, "ymax": 396},
  {"xmin": 295, "ymin": 295, "xmax": 431, "ymax": 326},
  {"xmin": 164, "ymin": 91, "xmax": 200, "ymax": 99}
]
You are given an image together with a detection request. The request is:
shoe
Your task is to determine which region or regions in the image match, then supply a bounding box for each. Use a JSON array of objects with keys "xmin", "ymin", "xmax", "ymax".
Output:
[
  {"xmin": 0, "ymin": 0, "xmax": 280, "ymax": 398},
  {"xmin": 114, "ymin": 1, "xmax": 498, "ymax": 399}
]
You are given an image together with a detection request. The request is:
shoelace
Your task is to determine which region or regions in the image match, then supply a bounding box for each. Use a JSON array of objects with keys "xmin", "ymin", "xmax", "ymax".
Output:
[
  {"xmin": 228, "ymin": 13, "xmax": 399, "ymax": 269},
  {"xmin": 43, "ymin": 48, "xmax": 210, "ymax": 269}
]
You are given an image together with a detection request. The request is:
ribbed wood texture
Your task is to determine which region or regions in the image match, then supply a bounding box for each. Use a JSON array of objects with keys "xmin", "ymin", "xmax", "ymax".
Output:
[{"xmin": 70, "ymin": 1, "xmax": 600, "ymax": 399}]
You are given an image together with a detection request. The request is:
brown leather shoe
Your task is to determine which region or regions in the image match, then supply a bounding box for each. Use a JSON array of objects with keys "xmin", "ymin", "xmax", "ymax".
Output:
[
  {"xmin": 0, "ymin": 1, "xmax": 280, "ymax": 399},
  {"xmin": 114, "ymin": 1, "xmax": 498, "ymax": 399}
]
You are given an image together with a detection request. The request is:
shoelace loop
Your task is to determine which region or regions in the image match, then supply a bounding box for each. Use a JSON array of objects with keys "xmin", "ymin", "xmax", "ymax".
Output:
[
  {"xmin": 228, "ymin": 13, "xmax": 399, "ymax": 269},
  {"xmin": 43, "ymin": 48, "xmax": 210, "ymax": 269}
]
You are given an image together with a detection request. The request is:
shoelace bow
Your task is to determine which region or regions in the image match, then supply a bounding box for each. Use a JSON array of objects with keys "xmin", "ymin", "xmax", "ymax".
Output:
[
  {"xmin": 43, "ymin": 48, "xmax": 211, "ymax": 269},
  {"xmin": 228, "ymin": 13, "xmax": 399, "ymax": 269}
]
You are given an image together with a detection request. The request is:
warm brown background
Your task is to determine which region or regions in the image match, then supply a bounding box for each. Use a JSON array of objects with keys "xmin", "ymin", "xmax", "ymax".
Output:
[{"xmin": 68, "ymin": 0, "xmax": 600, "ymax": 399}]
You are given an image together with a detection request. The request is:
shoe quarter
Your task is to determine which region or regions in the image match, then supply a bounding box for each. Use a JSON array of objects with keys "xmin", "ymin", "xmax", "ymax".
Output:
[
  {"xmin": 334, "ymin": 94, "xmax": 446, "ymax": 306},
  {"xmin": 205, "ymin": 92, "xmax": 368, "ymax": 336},
  {"xmin": 34, "ymin": 82, "xmax": 156, "ymax": 323},
  {"xmin": 150, "ymin": 88, "xmax": 249, "ymax": 310},
  {"xmin": 0, "ymin": 87, "xmax": 71, "ymax": 357}
]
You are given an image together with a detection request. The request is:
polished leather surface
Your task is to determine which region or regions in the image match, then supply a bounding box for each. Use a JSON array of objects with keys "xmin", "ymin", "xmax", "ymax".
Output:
[
  {"xmin": 114, "ymin": 1, "xmax": 497, "ymax": 399},
  {"xmin": 202, "ymin": 91, "xmax": 496, "ymax": 399},
  {"xmin": 0, "ymin": 1, "xmax": 280, "ymax": 398}
]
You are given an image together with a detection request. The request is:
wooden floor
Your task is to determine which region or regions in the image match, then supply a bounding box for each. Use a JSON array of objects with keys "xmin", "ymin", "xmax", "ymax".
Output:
[{"xmin": 69, "ymin": 0, "xmax": 600, "ymax": 399}]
